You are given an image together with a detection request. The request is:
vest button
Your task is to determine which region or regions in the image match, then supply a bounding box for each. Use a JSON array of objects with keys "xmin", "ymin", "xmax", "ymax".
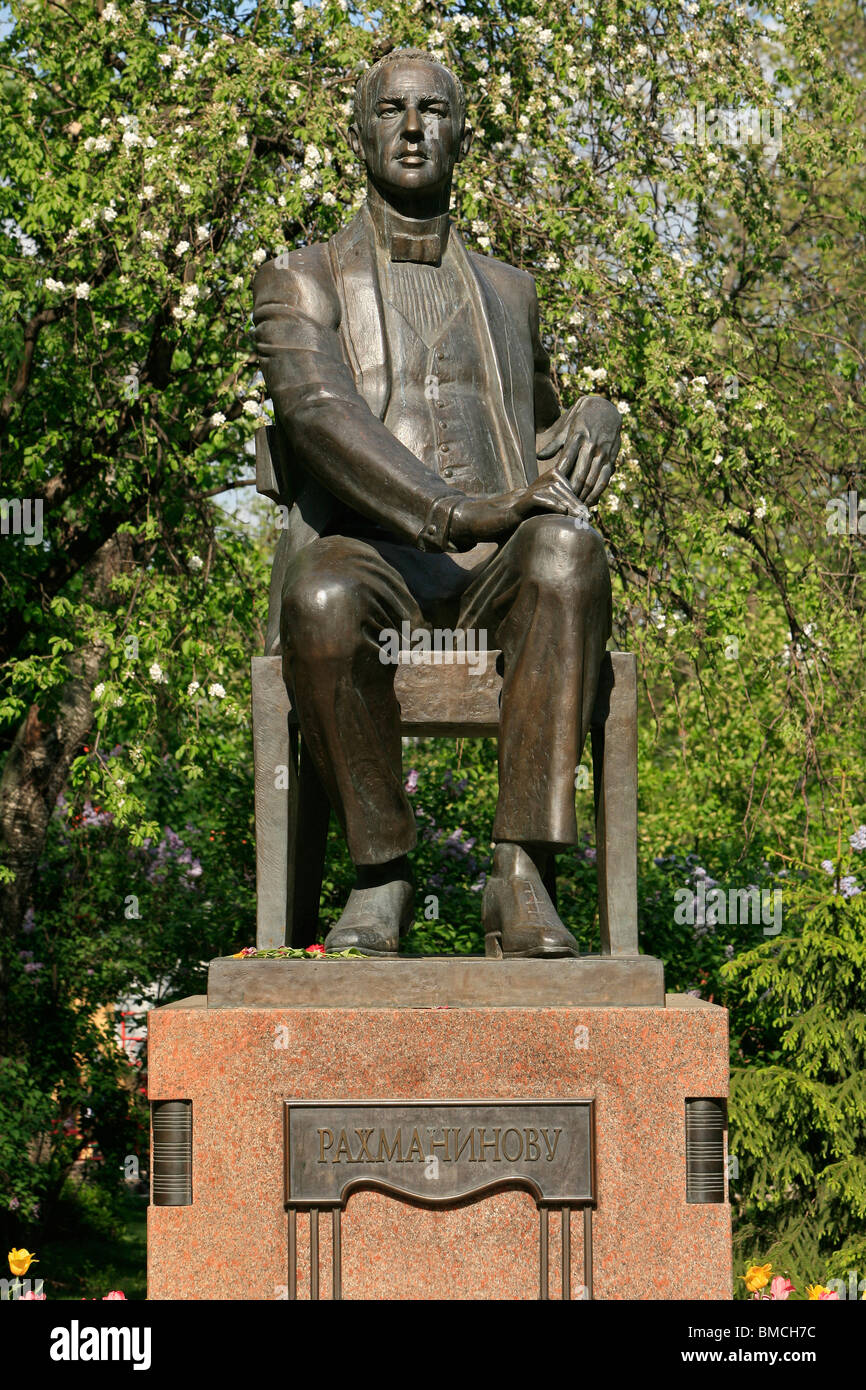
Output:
[
  {"xmin": 442, "ymin": 467, "xmax": 454, "ymax": 479},
  {"xmin": 439, "ymin": 444, "xmax": 450, "ymax": 453}
]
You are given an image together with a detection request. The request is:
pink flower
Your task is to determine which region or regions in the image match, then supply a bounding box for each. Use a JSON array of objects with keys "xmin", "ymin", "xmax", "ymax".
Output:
[
  {"xmin": 405, "ymin": 769, "xmax": 419, "ymax": 794},
  {"xmin": 305, "ymin": 944, "xmax": 326, "ymax": 956},
  {"xmin": 769, "ymin": 1276, "xmax": 795, "ymax": 1300},
  {"xmin": 20, "ymin": 1290, "xmax": 46, "ymax": 1300},
  {"xmin": 102, "ymin": 1290, "xmax": 127, "ymax": 1300}
]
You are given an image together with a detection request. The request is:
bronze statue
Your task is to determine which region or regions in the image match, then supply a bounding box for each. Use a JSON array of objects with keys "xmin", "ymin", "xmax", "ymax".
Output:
[{"xmin": 253, "ymin": 49, "xmax": 621, "ymax": 959}]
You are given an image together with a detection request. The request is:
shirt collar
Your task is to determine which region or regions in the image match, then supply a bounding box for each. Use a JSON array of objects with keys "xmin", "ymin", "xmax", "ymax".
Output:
[{"xmin": 366, "ymin": 188, "xmax": 450, "ymax": 265}]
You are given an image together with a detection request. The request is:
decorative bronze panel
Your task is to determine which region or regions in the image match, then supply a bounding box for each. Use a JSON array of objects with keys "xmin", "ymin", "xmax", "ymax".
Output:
[
  {"xmin": 685, "ymin": 1097, "xmax": 727, "ymax": 1204},
  {"xmin": 151, "ymin": 1099, "xmax": 192, "ymax": 1207},
  {"xmin": 284, "ymin": 1098, "xmax": 594, "ymax": 1208}
]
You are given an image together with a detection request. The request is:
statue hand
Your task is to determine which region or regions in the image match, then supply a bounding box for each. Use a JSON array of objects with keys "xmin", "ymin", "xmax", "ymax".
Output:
[
  {"xmin": 450, "ymin": 473, "xmax": 586, "ymax": 546},
  {"xmin": 536, "ymin": 394, "xmax": 621, "ymax": 506}
]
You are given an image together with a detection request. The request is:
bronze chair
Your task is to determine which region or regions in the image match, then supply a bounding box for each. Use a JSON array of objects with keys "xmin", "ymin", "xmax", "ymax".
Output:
[{"xmin": 252, "ymin": 426, "xmax": 639, "ymax": 955}]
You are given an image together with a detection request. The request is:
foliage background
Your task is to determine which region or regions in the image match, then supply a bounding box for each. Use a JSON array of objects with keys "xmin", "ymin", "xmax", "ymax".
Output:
[{"xmin": 0, "ymin": 0, "xmax": 863, "ymax": 1297}]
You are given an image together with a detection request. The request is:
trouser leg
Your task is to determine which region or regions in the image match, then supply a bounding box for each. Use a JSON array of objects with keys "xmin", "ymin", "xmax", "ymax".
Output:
[
  {"xmin": 280, "ymin": 536, "xmax": 422, "ymax": 865},
  {"xmin": 459, "ymin": 514, "xmax": 612, "ymax": 850}
]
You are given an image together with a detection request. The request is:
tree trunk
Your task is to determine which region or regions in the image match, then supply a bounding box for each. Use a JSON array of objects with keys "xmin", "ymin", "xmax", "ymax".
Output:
[{"xmin": 0, "ymin": 535, "xmax": 130, "ymax": 943}]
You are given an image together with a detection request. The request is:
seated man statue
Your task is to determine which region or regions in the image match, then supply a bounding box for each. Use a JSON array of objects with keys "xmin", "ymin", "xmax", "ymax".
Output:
[{"xmin": 252, "ymin": 47, "xmax": 621, "ymax": 959}]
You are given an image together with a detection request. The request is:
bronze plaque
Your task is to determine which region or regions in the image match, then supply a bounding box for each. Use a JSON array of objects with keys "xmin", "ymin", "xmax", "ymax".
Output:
[{"xmin": 284, "ymin": 1099, "xmax": 594, "ymax": 1208}]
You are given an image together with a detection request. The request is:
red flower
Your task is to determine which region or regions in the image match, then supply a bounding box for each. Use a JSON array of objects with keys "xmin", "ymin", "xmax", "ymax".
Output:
[
  {"xmin": 305, "ymin": 944, "xmax": 326, "ymax": 956},
  {"xmin": 102, "ymin": 1290, "xmax": 127, "ymax": 1300}
]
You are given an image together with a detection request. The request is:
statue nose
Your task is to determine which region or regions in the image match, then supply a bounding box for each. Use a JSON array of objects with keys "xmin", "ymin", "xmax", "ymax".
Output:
[{"xmin": 402, "ymin": 105, "xmax": 423, "ymax": 139}]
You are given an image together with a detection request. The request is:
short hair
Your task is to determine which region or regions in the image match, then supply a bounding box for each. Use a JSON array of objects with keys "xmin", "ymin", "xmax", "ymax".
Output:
[{"xmin": 353, "ymin": 48, "xmax": 466, "ymax": 131}]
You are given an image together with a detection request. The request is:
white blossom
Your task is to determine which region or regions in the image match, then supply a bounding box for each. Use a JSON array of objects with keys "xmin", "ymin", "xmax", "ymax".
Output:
[
  {"xmin": 189, "ymin": 554, "xmax": 204, "ymax": 571},
  {"xmin": 100, "ymin": 2, "xmax": 120, "ymax": 21},
  {"xmin": 74, "ymin": 282, "xmax": 91, "ymax": 299},
  {"xmin": 755, "ymin": 497, "xmax": 768, "ymax": 520},
  {"xmin": 45, "ymin": 278, "xmax": 66, "ymax": 293},
  {"xmin": 196, "ymin": 225, "xmax": 209, "ymax": 240},
  {"xmin": 243, "ymin": 399, "xmax": 262, "ymax": 416},
  {"xmin": 236, "ymin": 134, "xmax": 249, "ymax": 149},
  {"xmin": 321, "ymin": 190, "xmax": 337, "ymax": 206},
  {"xmin": 149, "ymin": 662, "xmax": 167, "ymax": 683},
  {"xmin": 210, "ymin": 412, "xmax": 226, "ymax": 426},
  {"xmin": 158, "ymin": 52, "xmax": 172, "ymax": 67},
  {"xmin": 122, "ymin": 129, "xmax": 142, "ymax": 149},
  {"xmin": 187, "ymin": 680, "xmax": 200, "ymax": 696},
  {"xmin": 174, "ymin": 240, "xmax": 190, "ymax": 255},
  {"xmin": 208, "ymin": 682, "xmax": 226, "ymax": 699},
  {"xmin": 92, "ymin": 682, "xmax": 106, "ymax": 701},
  {"xmin": 251, "ymin": 247, "xmax": 267, "ymax": 265}
]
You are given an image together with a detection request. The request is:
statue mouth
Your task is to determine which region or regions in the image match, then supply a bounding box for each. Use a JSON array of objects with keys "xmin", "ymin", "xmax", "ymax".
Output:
[{"xmin": 396, "ymin": 153, "xmax": 428, "ymax": 166}]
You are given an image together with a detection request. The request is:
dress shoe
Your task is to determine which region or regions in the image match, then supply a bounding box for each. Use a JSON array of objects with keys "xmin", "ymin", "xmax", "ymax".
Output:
[
  {"xmin": 482, "ymin": 843, "xmax": 579, "ymax": 958},
  {"xmin": 323, "ymin": 875, "xmax": 414, "ymax": 957}
]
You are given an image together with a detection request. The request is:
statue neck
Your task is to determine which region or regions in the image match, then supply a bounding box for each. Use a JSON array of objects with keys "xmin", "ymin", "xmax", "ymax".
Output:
[{"xmin": 365, "ymin": 181, "xmax": 451, "ymax": 265}]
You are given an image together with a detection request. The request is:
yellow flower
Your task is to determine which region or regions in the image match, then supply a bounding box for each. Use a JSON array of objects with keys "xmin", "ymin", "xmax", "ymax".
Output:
[
  {"xmin": 8, "ymin": 1248, "xmax": 38, "ymax": 1277},
  {"xmin": 806, "ymin": 1284, "xmax": 829, "ymax": 1300},
  {"xmin": 741, "ymin": 1263, "xmax": 772, "ymax": 1293}
]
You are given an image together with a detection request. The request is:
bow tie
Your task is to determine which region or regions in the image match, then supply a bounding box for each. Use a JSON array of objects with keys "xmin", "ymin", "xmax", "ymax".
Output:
[{"xmin": 389, "ymin": 230, "xmax": 446, "ymax": 265}]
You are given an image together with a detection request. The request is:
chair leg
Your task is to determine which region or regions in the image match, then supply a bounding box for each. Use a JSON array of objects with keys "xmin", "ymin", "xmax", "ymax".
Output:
[
  {"xmin": 253, "ymin": 657, "xmax": 295, "ymax": 950},
  {"xmin": 541, "ymin": 856, "xmax": 558, "ymax": 912},
  {"xmin": 590, "ymin": 652, "xmax": 639, "ymax": 956},
  {"xmin": 289, "ymin": 738, "xmax": 331, "ymax": 949}
]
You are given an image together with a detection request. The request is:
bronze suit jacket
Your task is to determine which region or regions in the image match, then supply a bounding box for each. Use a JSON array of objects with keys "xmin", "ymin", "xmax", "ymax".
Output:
[{"xmin": 252, "ymin": 204, "xmax": 560, "ymax": 652}]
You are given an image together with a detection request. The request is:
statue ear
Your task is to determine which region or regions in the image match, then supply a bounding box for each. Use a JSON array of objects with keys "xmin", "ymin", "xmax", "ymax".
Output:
[
  {"xmin": 458, "ymin": 122, "xmax": 474, "ymax": 163},
  {"xmin": 346, "ymin": 123, "xmax": 363, "ymax": 160}
]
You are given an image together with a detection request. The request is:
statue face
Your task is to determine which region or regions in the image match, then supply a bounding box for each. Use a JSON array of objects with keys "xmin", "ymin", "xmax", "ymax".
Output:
[{"xmin": 351, "ymin": 58, "xmax": 470, "ymax": 199}]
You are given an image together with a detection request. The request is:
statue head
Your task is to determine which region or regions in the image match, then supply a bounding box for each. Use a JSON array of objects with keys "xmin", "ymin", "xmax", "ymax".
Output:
[{"xmin": 348, "ymin": 48, "xmax": 474, "ymax": 211}]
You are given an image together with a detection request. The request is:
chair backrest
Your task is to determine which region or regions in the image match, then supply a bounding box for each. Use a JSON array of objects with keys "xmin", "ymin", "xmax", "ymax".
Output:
[{"xmin": 255, "ymin": 422, "xmax": 300, "ymax": 507}]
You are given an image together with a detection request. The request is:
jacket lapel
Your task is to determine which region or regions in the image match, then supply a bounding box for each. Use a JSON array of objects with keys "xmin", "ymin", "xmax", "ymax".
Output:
[
  {"xmin": 329, "ymin": 209, "xmax": 390, "ymax": 420},
  {"xmin": 448, "ymin": 230, "xmax": 527, "ymax": 488}
]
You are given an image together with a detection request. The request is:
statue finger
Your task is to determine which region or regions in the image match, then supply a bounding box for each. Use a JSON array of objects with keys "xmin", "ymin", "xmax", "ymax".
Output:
[
  {"xmin": 568, "ymin": 437, "xmax": 595, "ymax": 492},
  {"xmin": 585, "ymin": 463, "xmax": 614, "ymax": 507},
  {"xmin": 536, "ymin": 433, "xmax": 566, "ymax": 460}
]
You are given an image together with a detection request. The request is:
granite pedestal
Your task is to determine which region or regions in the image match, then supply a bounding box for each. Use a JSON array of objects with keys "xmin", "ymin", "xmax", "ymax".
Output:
[{"xmin": 147, "ymin": 961, "xmax": 731, "ymax": 1300}]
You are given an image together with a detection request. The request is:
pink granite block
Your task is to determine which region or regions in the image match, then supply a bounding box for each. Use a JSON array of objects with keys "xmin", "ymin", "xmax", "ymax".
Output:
[{"xmin": 147, "ymin": 995, "xmax": 730, "ymax": 1300}]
